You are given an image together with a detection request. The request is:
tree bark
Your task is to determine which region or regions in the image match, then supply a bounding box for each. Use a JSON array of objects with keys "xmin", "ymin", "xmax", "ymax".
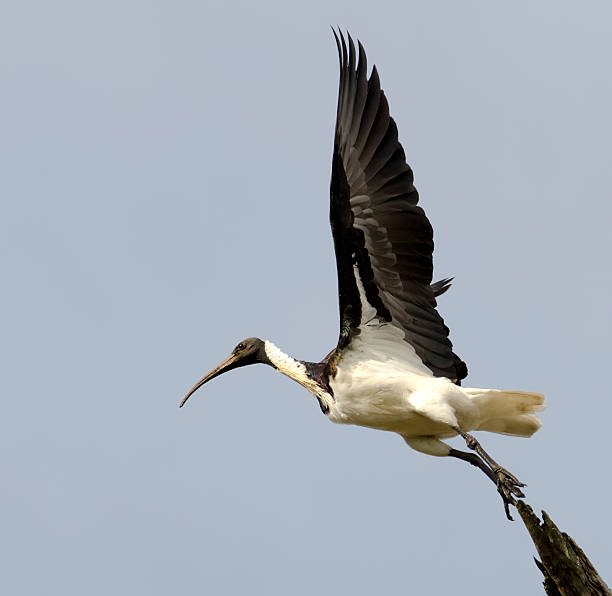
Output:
[{"xmin": 516, "ymin": 501, "xmax": 611, "ymax": 595}]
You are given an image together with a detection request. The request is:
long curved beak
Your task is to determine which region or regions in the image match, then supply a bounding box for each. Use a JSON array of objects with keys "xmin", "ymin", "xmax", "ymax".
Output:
[{"xmin": 179, "ymin": 353, "xmax": 238, "ymax": 408}]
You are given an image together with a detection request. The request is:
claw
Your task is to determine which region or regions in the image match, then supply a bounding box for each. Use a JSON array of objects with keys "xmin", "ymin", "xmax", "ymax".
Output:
[
  {"xmin": 503, "ymin": 500, "xmax": 514, "ymax": 521},
  {"xmin": 449, "ymin": 437, "xmax": 528, "ymax": 521},
  {"xmin": 493, "ymin": 466, "xmax": 525, "ymax": 487},
  {"xmin": 494, "ymin": 466, "xmax": 526, "ymax": 519}
]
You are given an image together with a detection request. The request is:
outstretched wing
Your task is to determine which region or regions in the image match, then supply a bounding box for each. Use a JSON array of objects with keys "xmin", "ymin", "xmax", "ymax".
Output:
[{"xmin": 329, "ymin": 30, "xmax": 466, "ymax": 383}]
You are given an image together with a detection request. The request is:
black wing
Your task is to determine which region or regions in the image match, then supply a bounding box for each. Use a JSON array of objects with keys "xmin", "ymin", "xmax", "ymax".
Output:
[{"xmin": 329, "ymin": 30, "xmax": 467, "ymax": 383}]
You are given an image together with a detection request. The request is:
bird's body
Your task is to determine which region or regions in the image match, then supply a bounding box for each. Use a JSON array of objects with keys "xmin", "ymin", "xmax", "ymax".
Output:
[
  {"xmin": 330, "ymin": 353, "xmax": 474, "ymax": 437},
  {"xmin": 180, "ymin": 31, "xmax": 544, "ymax": 519},
  {"xmin": 262, "ymin": 337, "xmax": 542, "ymax": 445}
]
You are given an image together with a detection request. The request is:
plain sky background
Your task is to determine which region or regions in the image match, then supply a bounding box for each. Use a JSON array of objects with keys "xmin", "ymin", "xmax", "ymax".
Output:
[{"xmin": 2, "ymin": 1, "xmax": 611, "ymax": 594}]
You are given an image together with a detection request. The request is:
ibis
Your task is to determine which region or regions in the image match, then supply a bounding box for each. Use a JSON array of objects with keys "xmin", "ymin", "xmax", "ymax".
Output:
[{"xmin": 180, "ymin": 31, "xmax": 545, "ymax": 520}]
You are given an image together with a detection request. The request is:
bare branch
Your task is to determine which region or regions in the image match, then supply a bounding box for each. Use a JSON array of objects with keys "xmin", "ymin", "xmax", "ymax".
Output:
[{"xmin": 517, "ymin": 502, "xmax": 611, "ymax": 595}]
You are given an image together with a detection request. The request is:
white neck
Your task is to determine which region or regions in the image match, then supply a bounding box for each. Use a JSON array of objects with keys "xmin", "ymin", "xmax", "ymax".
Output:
[{"xmin": 263, "ymin": 341, "xmax": 333, "ymax": 410}]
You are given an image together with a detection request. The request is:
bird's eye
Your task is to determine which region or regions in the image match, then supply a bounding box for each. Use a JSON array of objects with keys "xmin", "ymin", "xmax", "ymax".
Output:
[{"xmin": 237, "ymin": 342, "xmax": 246, "ymax": 351}]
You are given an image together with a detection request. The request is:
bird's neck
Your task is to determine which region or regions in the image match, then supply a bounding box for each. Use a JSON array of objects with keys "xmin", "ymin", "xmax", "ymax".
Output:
[
  {"xmin": 263, "ymin": 341, "xmax": 333, "ymax": 410},
  {"xmin": 263, "ymin": 341, "xmax": 313, "ymax": 386}
]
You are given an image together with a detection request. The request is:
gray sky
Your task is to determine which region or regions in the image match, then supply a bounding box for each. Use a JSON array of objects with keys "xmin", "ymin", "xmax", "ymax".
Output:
[{"xmin": 2, "ymin": 1, "xmax": 611, "ymax": 594}]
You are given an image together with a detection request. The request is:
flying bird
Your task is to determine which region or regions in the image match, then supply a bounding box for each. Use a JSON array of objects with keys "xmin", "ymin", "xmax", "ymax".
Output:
[{"xmin": 180, "ymin": 31, "xmax": 544, "ymax": 520}]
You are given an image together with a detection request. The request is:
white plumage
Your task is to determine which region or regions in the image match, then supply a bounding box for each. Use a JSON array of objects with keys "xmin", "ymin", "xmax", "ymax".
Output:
[{"xmin": 263, "ymin": 331, "xmax": 544, "ymax": 456}]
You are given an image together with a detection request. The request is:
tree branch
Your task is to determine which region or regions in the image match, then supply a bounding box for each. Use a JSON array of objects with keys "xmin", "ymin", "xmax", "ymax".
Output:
[{"xmin": 517, "ymin": 501, "xmax": 611, "ymax": 595}]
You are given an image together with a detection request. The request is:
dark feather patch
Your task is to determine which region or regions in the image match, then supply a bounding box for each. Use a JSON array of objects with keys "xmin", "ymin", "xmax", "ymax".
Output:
[{"xmin": 328, "ymin": 30, "xmax": 467, "ymax": 384}]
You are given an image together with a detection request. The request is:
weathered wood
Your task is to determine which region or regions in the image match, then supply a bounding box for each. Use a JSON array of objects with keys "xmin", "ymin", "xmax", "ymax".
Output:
[{"xmin": 517, "ymin": 501, "xmax": 611, "ymax": 595}]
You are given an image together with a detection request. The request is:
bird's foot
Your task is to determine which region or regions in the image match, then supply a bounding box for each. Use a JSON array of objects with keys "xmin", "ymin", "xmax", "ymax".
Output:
[
  {"xmin": 493, "ymin": 466, "xmax": 526, "ymax": 521},
  {"xmin": 494, "ymin": 465, "xmax": 525, "ymax": 497},
  {"xmin": 453, "ymin": 427, "xmax": 527, "ymax": 521}
]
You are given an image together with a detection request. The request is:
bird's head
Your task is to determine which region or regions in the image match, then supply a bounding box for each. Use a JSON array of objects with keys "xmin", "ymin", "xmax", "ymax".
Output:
[{"xmin": 179, "ymin": 337, "xmax": 270, "ymax": 407}]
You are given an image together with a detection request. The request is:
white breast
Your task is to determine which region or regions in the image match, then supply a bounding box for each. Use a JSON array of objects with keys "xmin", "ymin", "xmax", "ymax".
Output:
[{"xmin": 327, "ymin": 325, "xmax": 474, "ymax": 436}]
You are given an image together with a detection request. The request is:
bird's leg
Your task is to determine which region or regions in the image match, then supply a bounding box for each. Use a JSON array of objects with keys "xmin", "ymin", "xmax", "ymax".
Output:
[
  {"xmin": 454, "ymin": 428, "xmax": 525, "ymax": 493},
  {"xmin": 448, "ymin": 448, "xmax": 497, "ymax": 484},
  {"xmin": 452, "ymin": 428, "xmax": 526, "ymax": 521},
  {"xmin": 448, "ymin": 448, "xmax": 516, "ymax": 520}
]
